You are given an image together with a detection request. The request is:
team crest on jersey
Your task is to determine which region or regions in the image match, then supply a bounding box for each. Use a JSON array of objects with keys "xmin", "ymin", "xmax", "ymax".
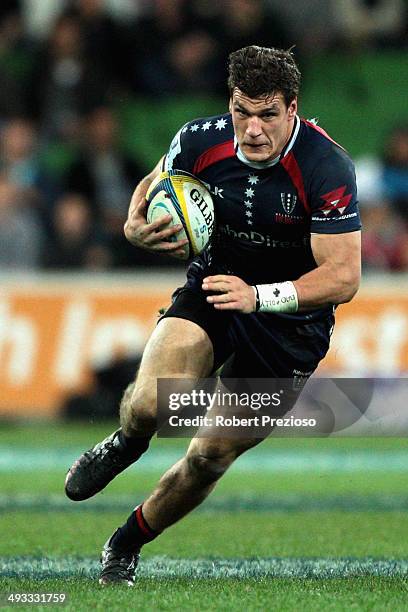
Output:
[{"xmin": 280, "ymin": 193, "xmax": 297, "ymax": 214}]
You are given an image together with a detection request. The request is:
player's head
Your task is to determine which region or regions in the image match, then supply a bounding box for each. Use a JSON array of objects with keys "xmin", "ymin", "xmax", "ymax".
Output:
[{"xmin": 228, "ymin": 45, "xmax": 301, "ymax": 163}]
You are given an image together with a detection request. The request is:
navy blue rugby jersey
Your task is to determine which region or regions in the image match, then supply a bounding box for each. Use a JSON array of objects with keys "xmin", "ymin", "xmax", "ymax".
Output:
[{"xmin": 163, "ymin": 113, "xmax": 361, "ymax": 322}]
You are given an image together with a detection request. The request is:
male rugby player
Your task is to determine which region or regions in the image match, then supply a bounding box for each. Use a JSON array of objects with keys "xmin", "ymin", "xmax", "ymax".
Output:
[{"xmin": 65, "ymin": 46, "xmax": 361, "ymax": 585}]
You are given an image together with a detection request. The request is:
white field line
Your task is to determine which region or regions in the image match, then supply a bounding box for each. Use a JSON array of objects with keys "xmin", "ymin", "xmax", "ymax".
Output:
[
  {"xmin": 2, "ymin": 556, "xmax": 408, "ymax": 579},
  {"xmin": 1, "ymin": 447, "xmax": 408, "ymax": 472}
]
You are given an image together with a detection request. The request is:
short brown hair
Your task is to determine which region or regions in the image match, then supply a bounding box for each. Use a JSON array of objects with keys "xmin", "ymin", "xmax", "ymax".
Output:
[{"xmin": 228, "ymin": 45, "xmax": 301, "ymax": 106}]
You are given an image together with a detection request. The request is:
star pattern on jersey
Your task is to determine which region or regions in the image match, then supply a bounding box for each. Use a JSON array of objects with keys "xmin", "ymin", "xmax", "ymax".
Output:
[
  {"xmin": 215, "ymin": 118, "xmax": 227, "ymax": 130},
  {"xmin": 186, "ymin": 117, "xmax": 230, "ymax": 135},
  {"xmin": 242, "ymin": 177, "xmax": 258, "ymax": 226}
]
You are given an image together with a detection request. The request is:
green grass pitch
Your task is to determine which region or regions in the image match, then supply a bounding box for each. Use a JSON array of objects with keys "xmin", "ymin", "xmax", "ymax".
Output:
[{"xmin": 1, "ymin": 422, "xmax": 408, "ymax": 610}]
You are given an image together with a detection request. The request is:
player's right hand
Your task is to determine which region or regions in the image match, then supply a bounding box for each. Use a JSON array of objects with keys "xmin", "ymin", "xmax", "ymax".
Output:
[{"xmin": 124, "ymin": 197, "xmax": 189, "ymax": 257}]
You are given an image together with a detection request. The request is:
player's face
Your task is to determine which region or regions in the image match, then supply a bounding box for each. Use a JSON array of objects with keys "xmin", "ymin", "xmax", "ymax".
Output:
[{"xmin": 230, "ymin": 89, "xmax": 297, "ymax": 162}]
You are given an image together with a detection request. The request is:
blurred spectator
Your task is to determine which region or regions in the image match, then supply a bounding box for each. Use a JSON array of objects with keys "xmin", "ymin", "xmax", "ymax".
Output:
[
  {"xmin": 0, "ymin": 117, "xmax": 60, "ymax": 237},
  {"xmin": 216, "ymin": 0, "xmax": 292, "ymax": 63},
  {"xmin": 0, "ymin": 6, "xmax": 36, "ymax": 117},
  {"xmin": 361, "ymin": 200, "xmax": 408, "ymax": 271},
  {"xmin": 194, "ymin": 0, "xmax": 294, "ymax": 95},
  {"xmin": 267, "ymin": 0, "xmax": 335, "ymax": 54},
  {"xmin": 64, "ymin": 106, "xmax": 185, "ymax": 269},
  {"xmin": 43, "ymin": 192, "xmax": 111, "ymax": 269},
  {"xmin": 354, "ymin": 155, "xmax": 384, "ymax": 203},
  {"xmin": 71, "ymin": 0, "xmax": 126, "ymax": 94},
  {"xmin": 356, "ymin": 124, "xmax": 408, "ymax": 271},
  {"xmin": 1, "ymin": 118, "xmax": 38, "ymax": 189},
  {"xmin": 166, "ymin": 31, "xmax": 223, "ymax": 94},
  {"xmin": 28, "ymin": 12, "xmax": 108, "ymax": 140},
  {"xmin": 0, "ymin": 117, "xmax": 52, "ymax": 201},
  {"xmin": 65, "ymin": 106, "xmax": 143, "ymax": 230},
  {"xmin": 106, "ymin": 0, "xmax": 144, "ymax": 23},
  {"xmin": 22, "ymin": 0, "xmax": 68, "ymax": 41},
  {"xmin": 382, "ymin": 125, "xmax": 408, "ymax": 222},
  {"xmin": 127, "ymin": 0, "xmax": 223, "ymax": 95},
  {"xmin": 0, "ymin": 172, "xmax": 44, "ymax": 269},
  {"xmin": 21, "ymin": 0, "xmax": 141, "ymax": 40},
  {"xmin": 332, "ymin": 0, "xmax": 407, "ymax": 50}
]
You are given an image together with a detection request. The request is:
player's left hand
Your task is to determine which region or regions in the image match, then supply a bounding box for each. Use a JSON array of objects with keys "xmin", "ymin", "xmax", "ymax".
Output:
[{"xmin": 202, "ymin": 275, "xmax": 256, "ymax": 313}]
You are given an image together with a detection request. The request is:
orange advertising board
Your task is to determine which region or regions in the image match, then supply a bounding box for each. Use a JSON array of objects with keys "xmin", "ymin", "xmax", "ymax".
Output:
[
  {"xmin": 0, "ymin": 273, "xmax": 182, "ymax": 417},
  {"xmin": 0, "ymin": 274, "xmax": 407, "ymax": 417},
  {"xmin": 319, "ymin": 283, "xmax": 408, "ymax": 375}
]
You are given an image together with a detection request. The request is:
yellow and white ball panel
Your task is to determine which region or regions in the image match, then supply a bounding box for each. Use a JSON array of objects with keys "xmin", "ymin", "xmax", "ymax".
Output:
[{"xmin": 146, "ymin": 170, "xmax": 215, "ymax": 260}]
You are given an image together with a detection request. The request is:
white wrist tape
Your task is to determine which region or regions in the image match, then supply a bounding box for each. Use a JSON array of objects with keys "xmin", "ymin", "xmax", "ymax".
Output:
[{"xmin": 255, "ymin": 281, "xmax": 298, "ymax": 313}]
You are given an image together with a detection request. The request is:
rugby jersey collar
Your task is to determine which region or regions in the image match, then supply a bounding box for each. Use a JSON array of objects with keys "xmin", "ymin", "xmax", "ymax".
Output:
[{"xmin": 235, "ymin": 114, "xmax": 300, "ymax": 169}]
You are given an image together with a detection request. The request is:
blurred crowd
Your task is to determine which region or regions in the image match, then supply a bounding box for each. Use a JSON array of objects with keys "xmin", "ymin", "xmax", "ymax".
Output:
[
  {"xmin": 357, "ymin": 126, "xmax": 408, "ymax": 272},
  {"xmin": 0, "ymin": 0, "xmax": 406, "ymax": 272}
]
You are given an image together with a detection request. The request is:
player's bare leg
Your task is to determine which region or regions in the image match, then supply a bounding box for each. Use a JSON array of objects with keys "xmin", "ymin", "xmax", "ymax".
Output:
[
  {"xmin": 100, "ymin": 429, "xmax": 264, "ymax": 585},
  {"xmin": 119, "ymin": 317, "xmax": 213, "ymax": 437},
  {"xmin": 142, "ymin": 434, "xmax": 262, "ymax": 530},
  {"xmin": 65, "ymin": 317, "xmax": 213, "ymax": 501}
]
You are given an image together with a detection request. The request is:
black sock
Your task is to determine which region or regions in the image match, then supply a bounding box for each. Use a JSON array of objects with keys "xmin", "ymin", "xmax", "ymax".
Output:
[
  {"xmin": 118, "ymin": 430, "xmax": 151, "ymax": 460},
  {"xmin": 111, "ymin": 504, "xmax": 160, "ymax": 551}
]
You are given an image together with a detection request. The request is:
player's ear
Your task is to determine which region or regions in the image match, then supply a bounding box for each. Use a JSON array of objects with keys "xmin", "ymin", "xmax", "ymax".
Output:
[
  {"xmin": 288, "ymin": 98, "xmax": 297, "ymax": 117},
  {"xmin": 228, "ymin": 99, "xmax": 232, "ymax": 113}
]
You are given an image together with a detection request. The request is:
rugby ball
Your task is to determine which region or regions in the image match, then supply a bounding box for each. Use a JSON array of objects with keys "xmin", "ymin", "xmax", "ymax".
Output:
[{"xmin": 146, "ymin": 170, "xmax": 215, "ymax": 260}]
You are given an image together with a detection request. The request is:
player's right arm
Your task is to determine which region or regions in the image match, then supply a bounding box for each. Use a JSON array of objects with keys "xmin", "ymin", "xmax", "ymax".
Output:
[{"xmin": 124, "ymin": 156, "xmax": 188, "ymax": 256}]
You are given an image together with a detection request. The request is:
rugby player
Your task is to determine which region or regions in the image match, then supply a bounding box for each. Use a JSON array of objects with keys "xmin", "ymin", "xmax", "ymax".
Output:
[{"xmin": 65, "ymin": 46, "xmax": 361, "ymax": 585}]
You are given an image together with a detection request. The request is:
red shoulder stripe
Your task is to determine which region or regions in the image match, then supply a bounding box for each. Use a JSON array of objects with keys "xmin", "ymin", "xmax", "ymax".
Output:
[
  {"xmin": 303, "ymin": 119, "xmax": 345, "ymax": 151},
  {"xmin": 193, "ymin": 139, "xmax": 235, "ymax": 175},
  {"xmin": 280, "ymin": 152, "xmax": 310, "ymax": 214}
]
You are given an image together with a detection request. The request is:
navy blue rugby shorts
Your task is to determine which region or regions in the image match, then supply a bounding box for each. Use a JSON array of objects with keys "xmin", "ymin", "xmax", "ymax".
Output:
[{"xmin": 160, "ymin": 286, "xmax": 334, "ymax": 380}]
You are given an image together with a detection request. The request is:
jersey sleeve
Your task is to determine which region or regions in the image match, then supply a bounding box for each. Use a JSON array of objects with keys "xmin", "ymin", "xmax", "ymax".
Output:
[
  {"xmin": 309, "ymin": 148, "xmax": 361, "ymax": 234},
  {"xmin": 162, "ymin": 121, "xmax": 198, "ymax": 174}
]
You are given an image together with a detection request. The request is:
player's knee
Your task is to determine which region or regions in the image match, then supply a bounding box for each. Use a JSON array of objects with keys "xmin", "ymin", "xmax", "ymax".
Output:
[
  {"xmin": 186, "ymin": 449, "xmax": 235, "ymax": 484},
  {"xmin": 120, "ymin": 381, "xmax": 157, "ymax": 433}
]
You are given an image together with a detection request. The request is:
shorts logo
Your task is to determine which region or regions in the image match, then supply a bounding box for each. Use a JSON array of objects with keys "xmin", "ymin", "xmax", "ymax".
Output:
[
  {"xmin": 280, "ymin": 193, "xmax": 297, "ymax": 214},
  {"xmin": 292, "ymin": 369, "xmax": 313, "ymax": 391}
]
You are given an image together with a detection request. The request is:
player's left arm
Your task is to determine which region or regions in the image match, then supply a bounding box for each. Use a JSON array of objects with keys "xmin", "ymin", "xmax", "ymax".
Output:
[
  {"xmin": 202, "ymin": 230, "xmax": 361, "ymax": 313},
  {"xmin": 293, "ymin": 230, "xmax": 361, "ymax": 311},
  {"xmin": 294, "ymin": 147, "xmax": 362, "ymax": 310}
]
